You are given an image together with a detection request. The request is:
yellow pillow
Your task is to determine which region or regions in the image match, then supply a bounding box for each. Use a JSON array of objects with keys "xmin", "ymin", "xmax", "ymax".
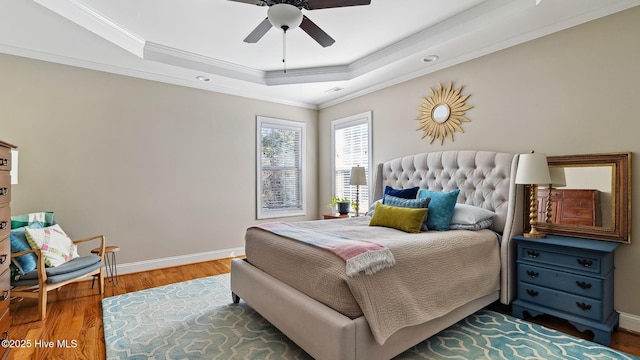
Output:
[{"xmin": 369, "ymin": 203, "xmax": 428, "ymax": 233}]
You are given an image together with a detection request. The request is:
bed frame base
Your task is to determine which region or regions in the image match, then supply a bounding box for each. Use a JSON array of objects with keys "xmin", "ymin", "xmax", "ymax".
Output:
[{"xmin": 231, "ymin": 258, "xmax": 499, "ymax": 360}]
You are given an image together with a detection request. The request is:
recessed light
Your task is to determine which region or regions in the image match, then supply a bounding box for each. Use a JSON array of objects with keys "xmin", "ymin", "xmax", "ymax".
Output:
[
  {"xmin": 196, "ymin": 75, "xmax": 211, "ymax": 82},
  {"xmin": 421, "ymin": 55, "xmax": 439, "ymax": 63},
  {"xmin": 325, "ymin": 87, "xmax": 344, "ymax": 93}
]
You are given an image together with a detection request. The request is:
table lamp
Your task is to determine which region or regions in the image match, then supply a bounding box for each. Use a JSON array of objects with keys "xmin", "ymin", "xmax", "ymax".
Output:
[
  {"xmin": 349, "ymin": 166, "xmax": 367, "ymax": 217},
  {"xmin": 515, "ymin": 151, "xmax": 551, "ymax": 238}
]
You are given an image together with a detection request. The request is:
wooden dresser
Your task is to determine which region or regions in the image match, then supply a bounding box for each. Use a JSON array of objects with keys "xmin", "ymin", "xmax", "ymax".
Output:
[
  {"xmin": 538, "ymin": 189, "xmax": 601, "ymax": 226},
  {"xmin": 0, "ymin": 141, "xmax": 15, "ymax": 360},
  {"xmin": 512, "ymin": 235, "xmax": 619, "ymax": 346}
]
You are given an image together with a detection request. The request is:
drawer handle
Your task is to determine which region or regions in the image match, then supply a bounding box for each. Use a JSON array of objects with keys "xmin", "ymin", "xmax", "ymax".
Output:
[
  {"xmin": 0, "ymin": 188, "xmax": 7, "ymax": 196},
  {"xmin": 576, "ymin": 281, "xmax": 592, "ymax": 289},
  {"xmin": 526, "ymin": 289, "xmax": 539, "ymax": 297},
  {"xmin": 576, "ymin": 302, "xmax": 592, "ymax": 311},
  {"xmin": 0, "ymin": 158, "xmax": 7, "ymax": 167},
  {"xmin": 577, "ymin": 259, "xmax": 593, "ymax": 267},
  {"xmin": 0, "ymin": 254, "xmax": 6, "ymax": 264},
  {"xmin": 0, "ymin": 221, "xmax": 6, "ymax": 230},
  {"xmin": 526, "ymin": 270, "xmax": 539, "ymax": 278},
  {"xmin": 0, "ymin": 290, "xmax": 7, "ymax": 301},
  {"xmin": 527, "ymin": 250, "xmax": 540, "ymax": 258}
]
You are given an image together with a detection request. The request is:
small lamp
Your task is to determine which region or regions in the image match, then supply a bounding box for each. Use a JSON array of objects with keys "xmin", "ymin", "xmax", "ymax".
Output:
[
  {"xmin": 515, "ymin": 151, "xmax": 551, "ymax": 238},
  {"xmin": 349, "ymin": 166, "xmax": 367, "ymax": 217},
  {"xmin": 545, "ymin": 167, "xmax": 566, "ymax": 223}
]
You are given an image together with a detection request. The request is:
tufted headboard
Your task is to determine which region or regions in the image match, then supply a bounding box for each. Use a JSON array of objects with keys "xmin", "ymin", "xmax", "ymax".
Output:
[{"xmin": 372, "ymin": 150, "xmax": 525, "ymax": 303}]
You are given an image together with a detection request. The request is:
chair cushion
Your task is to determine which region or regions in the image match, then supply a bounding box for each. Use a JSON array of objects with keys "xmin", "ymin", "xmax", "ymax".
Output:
[
  {"xmin": 12, "ymin": 259, "xmax": 103, "ymax": 286},
  {"xmin": 10, "ymin": 222, "xmax": 44, "ymax": 275},
  {"xmin": 17, "ymin": 255, "xmax": 102, "ymax": 281}
]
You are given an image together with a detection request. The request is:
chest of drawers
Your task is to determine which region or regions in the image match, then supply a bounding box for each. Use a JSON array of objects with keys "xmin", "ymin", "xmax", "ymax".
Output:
[
  {"xmin": 512, "ymin": 235, "xmax": 619, "ymax": 346},
  {"xmin": 0, "ymin": 141, "xmax": 15, "ymax": 360},
  {"xmin": 537, "ymin": 189, "xmax": 601, "ymax": 226}
]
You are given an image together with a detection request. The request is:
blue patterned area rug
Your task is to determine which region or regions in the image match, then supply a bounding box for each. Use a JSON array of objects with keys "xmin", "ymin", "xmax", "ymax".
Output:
[{"xmin": 102, "ymin": 273, "xmax": 637, "ymax": 360}]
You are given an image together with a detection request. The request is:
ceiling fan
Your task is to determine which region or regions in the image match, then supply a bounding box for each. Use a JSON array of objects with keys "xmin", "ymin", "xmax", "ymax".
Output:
[{"xmin": 229, "ymin": 0, "xmax": 372, "ymax": 48}]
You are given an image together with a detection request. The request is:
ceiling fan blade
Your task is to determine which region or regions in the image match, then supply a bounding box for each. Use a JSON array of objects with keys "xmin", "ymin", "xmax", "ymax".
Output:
[
  {"xmin": 244, "ymin": 17, "xmax": 272, "ymax": 43},
  {"xmin": 227, "ymin": 0, "xmax": 265, "ymax": 6},
  {"xmin": 300, "ymin": 15, "xmax": 335, "ymax": 47},
  {"xmin": 307, "ymin": 0, "xmax": 370, "ymax": 10}
]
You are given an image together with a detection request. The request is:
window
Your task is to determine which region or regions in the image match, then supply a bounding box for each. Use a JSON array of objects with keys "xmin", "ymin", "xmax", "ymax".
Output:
[
  {"xmin": 257, "ymin": 116, "xmax": 306, "ymax": 219},
  {"xmin": 331, "ymin": 111, "xmax": 372, "ymax": 213}
]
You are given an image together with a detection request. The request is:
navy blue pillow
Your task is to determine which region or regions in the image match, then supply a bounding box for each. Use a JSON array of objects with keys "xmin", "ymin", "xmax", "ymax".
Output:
[{"xmin": 382, "ymin": 186, "xmax": 419, "ymax": 204}]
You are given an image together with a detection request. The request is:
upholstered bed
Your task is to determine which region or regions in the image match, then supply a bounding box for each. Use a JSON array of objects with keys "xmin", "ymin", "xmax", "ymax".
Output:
[{"xmin": 231, "ymin": 150, "xmax": 525, "ymax": 359}]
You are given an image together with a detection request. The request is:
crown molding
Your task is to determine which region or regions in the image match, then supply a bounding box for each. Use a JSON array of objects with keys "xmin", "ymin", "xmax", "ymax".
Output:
[
  {"xmin": 20, "ymin": 0, "xmax": 640, "ymax": 108},
  {"xmin": 0, "ymin": 44, "xmax": 318, "ymax": 109},
  {"xmin": 34, "ymin": 0, "xmax": 145, "ymax": 58},
  {"xmin": 143, "ymin": 42, "xmax": 267, "ymax": 85},
  {"xmin": 31, "ymin": 0, "xmax": 536, "ymax": 87}
]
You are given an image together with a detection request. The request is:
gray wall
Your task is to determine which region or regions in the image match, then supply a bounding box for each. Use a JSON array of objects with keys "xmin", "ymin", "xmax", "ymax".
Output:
[
  {"xmin": 319, "ymin": 7, "xmax": 640, "ymax": 319},
  {"xmin": 0, "ymin": 54, "xmax": 318, "ymax": 266}
]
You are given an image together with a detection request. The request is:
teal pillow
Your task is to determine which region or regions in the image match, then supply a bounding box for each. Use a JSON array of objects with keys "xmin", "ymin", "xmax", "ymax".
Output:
[
  {"xmin": 382, "ymin": 186, "xmax": 419, "ymax": 204},
  {"xmin": 418, "ymin": 189, "xmax": 460, "ymax": 231},
  {"xmin": 369, "ymin": 203, "xmax": 428, "ymax": 233},
  {"xmin": 383, "ymin": 194, "xmax": 431, "ymax": 230},
  {"xmin": 10, "ymin": 222, "xmax": 44, "ymax": 275}
]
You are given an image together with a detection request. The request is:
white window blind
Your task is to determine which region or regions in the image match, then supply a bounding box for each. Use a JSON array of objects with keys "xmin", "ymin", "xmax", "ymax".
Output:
[
  {"xmin": 331, "ymin": 112, "xmax": 372, "ymax": 213},
  {"xmin": 257, "ymin": 116, "xmax": 306, "ymax": 219}
]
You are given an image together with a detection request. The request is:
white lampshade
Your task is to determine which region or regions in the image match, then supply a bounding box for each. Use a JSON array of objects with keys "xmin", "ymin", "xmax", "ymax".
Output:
[
  {"xmin": 548, "ymin": 166, "xmax": 566, "ymax": 187},
  {"xmin": 515, "ymin": 152, "xmax": 551, "ymax": 185},
  {"xmin": 349, "ymin": 166, "xmax": 367, "ymax": 186},
  {"xmin": 268, "ymin": 4, "xmax": 303, "ymax": 31}
]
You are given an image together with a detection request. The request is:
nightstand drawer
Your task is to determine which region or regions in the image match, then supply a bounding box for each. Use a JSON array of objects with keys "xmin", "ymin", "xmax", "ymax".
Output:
[
  {"xmin": 518, "ymin": 283, "xmax": 603, "ymax": 321},
  {"xmin": 518, "ymin": 264, "xmax": 603, "ymax": 299},
  {"xmin": 519, "ymin": 245, "xmax": 602, "ymax": 275}
]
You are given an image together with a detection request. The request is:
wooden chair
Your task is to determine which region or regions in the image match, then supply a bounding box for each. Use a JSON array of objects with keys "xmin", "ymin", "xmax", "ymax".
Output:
[{"xmin": 10, "ymin": 235, "xmax": 105, "ymax": 320}]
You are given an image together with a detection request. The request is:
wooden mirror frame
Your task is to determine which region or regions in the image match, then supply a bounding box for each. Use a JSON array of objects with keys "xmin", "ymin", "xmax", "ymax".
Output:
[{"xmin": 526, "ymin": 152, "xmax": 631, "ymax": 243}]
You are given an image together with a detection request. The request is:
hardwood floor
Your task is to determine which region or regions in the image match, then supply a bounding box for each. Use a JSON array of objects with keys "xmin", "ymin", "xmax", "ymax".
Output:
[{"xmin": 7, "ymin": 258, "xmax": 640, "ymax": 359}]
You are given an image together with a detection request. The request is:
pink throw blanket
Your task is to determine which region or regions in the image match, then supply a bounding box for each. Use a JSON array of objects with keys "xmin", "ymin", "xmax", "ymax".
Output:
[{"xmin": 253, "ymin": 222, "xmax": 395, "ymax": 276}]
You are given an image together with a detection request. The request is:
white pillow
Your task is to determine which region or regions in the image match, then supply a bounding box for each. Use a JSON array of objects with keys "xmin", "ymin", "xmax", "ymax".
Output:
[
  {"xmin": 366, "ymin": 199, "xmax": 383, "ymax": 216},
  {"xmin": 451, "ymin": 203, "xmax": 495, "ymax": 225},
  {"xmin": 25, "ymin": 224, "xmax": 79, "ymax": 267}
]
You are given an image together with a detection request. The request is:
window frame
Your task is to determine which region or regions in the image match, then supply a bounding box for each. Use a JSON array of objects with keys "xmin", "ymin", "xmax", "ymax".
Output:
[
  {"xmin": 256, "ymin": 116, "xmax": 307, "ymax": 219},
  {"xmin": 330, "ymin": 111, "xmax": 372, "ymax": 214}
]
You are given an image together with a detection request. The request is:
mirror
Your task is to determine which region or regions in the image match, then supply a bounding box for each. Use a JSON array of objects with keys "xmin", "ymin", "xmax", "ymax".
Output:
[
  {"xmin": 432, "ymin": 104, "xmax": 450, "ymax": 123},
  {"xmin": 526, "ymin": 152, "xmax": 631, "ymax": 243}
]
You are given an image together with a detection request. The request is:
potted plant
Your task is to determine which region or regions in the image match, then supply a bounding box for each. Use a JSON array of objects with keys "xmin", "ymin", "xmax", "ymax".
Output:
[{"xmin": 328, "ymin": 196, "xmax": 352, "ymax": 215}]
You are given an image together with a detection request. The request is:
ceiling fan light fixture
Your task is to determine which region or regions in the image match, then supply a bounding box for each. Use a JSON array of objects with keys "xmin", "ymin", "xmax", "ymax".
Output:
[{"xmin": 268, "ymin": 4, "xmax": 303, "ymax": 31}]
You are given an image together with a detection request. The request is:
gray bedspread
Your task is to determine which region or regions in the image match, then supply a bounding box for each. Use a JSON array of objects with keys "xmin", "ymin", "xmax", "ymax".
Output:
[{"xmin": 245, "ymin": 216, "xmax": 500, "ymax": 345}]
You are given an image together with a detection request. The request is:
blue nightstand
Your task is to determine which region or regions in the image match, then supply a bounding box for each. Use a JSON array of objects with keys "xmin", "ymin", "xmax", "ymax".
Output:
[{"xmin": 512, "ymin": 235, "xmax": 620, "ymax": 346}]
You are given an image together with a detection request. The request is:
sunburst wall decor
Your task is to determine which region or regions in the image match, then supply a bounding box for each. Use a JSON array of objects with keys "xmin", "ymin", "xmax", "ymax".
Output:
[{"xmin": 416, "ymin": 82, "xmax": 473, "ymax": 145}]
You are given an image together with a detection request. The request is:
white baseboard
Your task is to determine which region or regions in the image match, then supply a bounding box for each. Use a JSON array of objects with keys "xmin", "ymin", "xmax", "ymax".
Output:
[
  {"xmin": 620, "ymin": 311, "xmax": 640, "ymax": 333},
  {"xmin": 115, "ymin": 247, "xmax": 245, "ymax": 275}
]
